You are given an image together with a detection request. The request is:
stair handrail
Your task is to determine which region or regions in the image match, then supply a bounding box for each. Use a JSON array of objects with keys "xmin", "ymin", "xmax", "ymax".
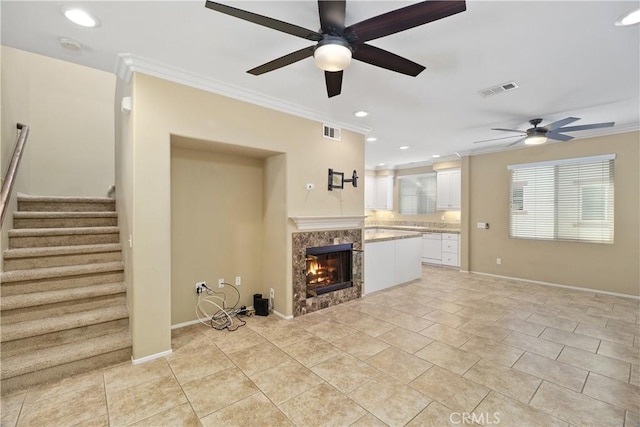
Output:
[{"xmin": 1, "ymin": 123, "xmax": 30, "ymax": 227}]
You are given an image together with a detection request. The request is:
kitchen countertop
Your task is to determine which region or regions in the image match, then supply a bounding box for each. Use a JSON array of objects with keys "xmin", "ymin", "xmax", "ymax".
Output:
[
  {"xmin": 365, "ymin": 225, "xmax": 461, "ymax": 235},
  {"xmin": 364, "ymin": 228, "xmax": 423, "ymax": 243}
]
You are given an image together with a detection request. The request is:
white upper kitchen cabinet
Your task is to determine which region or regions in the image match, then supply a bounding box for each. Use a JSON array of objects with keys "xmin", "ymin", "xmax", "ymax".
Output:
[
  {"xmin": 365, "ymin": 174, "xmax": 393, "ymax": 210},
  {"xmin": 436, "ymin": 168, "xmax": 461, "ymax": 210}
]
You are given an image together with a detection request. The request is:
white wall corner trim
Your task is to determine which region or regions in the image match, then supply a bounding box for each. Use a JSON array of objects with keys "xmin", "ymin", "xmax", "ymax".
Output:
[
  {"xmin": 131, "ymin": 349, "xmax": 173, "ymax": 365},
  {"xmin": 290, "ymin": 216, "xmax": 367, "ymax": 231},
  {"xmin": 114, "ymin": 53, "xmax": 370, "ymax": 135},
  {"xmin": 272, "ymin": 309, "xmax": 294, "ymax": 320},
  {"xmin": 470, "ymin": 271, "xmax": 640, "ymax": 300}
]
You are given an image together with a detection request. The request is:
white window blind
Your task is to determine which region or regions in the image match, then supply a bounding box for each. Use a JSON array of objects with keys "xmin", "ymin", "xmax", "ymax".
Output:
[
  {"xmin": 508, "ymin": 154, "xmax": 615, "ymax": 244},
  {"xmin": 398, "ymin": 173, "xmax": 437, "ymax": 215}
]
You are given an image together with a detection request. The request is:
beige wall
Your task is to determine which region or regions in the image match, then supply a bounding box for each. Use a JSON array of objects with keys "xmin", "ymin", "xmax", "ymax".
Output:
[
  {"xmin": 117, "ymin": 73, "xmax": 364, "ymax": 359},
  {"xmin": 171, "ymin": 144, "xmax": 271, "ymax": 325},
  {"xmin": 263, "ymin": 154, "xmax": 288, "ymax": 315},
  {"xmin": 114, "ymin": 76, "xmax": 134, "ymax": 329},
  {"xmin": 466, "ymin": 132, "xmax": 639, "ymax": 296},
  {"xmin": 0, "ymin": 47, "xmax": 115, "ymax": 198}
]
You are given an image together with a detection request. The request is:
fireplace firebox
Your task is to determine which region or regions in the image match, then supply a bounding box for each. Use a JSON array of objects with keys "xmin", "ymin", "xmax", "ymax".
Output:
[{"xmin": 305, "ymin": 243, "xmax": 353, "ymax": 298}]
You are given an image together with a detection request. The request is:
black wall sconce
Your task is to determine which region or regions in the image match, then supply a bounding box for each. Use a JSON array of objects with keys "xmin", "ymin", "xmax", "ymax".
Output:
[{"xmin": 328, "ymin": 168, "xmax": 358, "ymax": 191}]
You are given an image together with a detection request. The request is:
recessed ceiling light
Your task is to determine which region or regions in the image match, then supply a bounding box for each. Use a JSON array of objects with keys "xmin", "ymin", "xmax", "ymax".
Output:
[
  {"xmin": 354, "ymin": 110, "xmax": 369, "ymax": 118},
  {"xmin": 615, "ymin": 8, "xmax": 640, "ymax": 26},
  {"xmin": 366, "ymin": 137, "xmax": 377, "ymax": 142},
  {"xmin": 63, "ymin": 8, "xmax": 100, "ymax": 28},
  {"xmin": 399, "ymin": 145, "xmax": 410, "ymax": 150},
  {"xmin": 378, "ymin": 163, "xmax": 385, "ymax": 166},
  {"xmin": 432, "ymin": 154, "xmax": 441, "ymax": 158}
]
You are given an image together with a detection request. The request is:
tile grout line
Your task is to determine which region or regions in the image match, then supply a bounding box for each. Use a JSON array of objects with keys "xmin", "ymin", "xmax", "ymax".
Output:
[
  {"xmin": 102, "ymin": 372, "xmax": 111, "ymax": 427},
  {"xmin": 164, "ymin": 352, "xmax": 212, "ymax": 423}
]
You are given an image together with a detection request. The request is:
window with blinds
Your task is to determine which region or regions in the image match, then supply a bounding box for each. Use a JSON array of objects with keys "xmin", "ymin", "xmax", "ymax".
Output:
[
  {"xmin": 508, "ymin": 154, "xmax": 615, "ymax": 243},
  {"xmin": 398, "ymin": 173, "xmax": 437, "ymax": 215}
]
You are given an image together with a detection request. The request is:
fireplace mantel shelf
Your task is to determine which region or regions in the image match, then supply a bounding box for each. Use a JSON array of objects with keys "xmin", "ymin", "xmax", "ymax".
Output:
[{"xmin": 289, "ymin": 216, "xmax": 366, "ymax": 231}]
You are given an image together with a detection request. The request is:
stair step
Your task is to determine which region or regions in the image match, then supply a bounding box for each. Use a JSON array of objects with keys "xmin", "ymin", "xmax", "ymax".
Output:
[
  {"xmin": 1, "ymin": 328, "xmax": 131, "ymax": 387},
  {"xmin": 1, "ymin": 261, "xmax": 124, "ymax": 284},
  {"xmin": 13, "ymin": 211, "xmax": 118, "ymax": 228},
  {"xmin": 2, "ymin": 294, "xmax": 126, "ymax": 325},
  {"xmin": 1, "ymin": 262, "xmax": 124, "ymax": 296},
  {"xmin": 0, "ymin": 195, "xmax": 130, "ymax": 395},
  {"xmin": 17, "ymin": 195, "xmax": 115, "ymax": 212},
  {"xmin": 1, "ymin": 318, "xmax": 129, "ymax": 360},
  {"xmin": 3, "ymin": 244, "xmax": 123, "ymax": 270},
  {"xmin": 1, "ymin": 282, "xmax": 126, "ymax": 316},
  {"xmin": 8, "ymin": 226, "xmax": 119, "ymax": 248},
  {"xmin": 0, "ymin": 305, "xmax": 129, "ymax": 343}
]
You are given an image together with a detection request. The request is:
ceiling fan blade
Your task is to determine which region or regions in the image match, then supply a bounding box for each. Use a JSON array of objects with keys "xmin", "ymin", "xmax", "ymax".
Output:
[
  {"xmin": 505, "ymin": 137, "xmax": 527, "ymax": 147},
  {"xmin": 473, "ymin": 135, "xmax": 525, "ymax": 144},
  {"xmin": 325, "ymin": 71, "xmax": 343, "ymax": 97},
  {"xmin": 545, "ymin": 117, "xmax": 580, "ymax": 131},
  {"xmin": 318, "ymin": 0, "xmax": 346, "ymax": 35},
  {"xmin": 205, "ymin": 1, "xmax": 322, "ymax": 41},
  {"xmin": 491, "ymin": 128, "xmax": 526, "ymax": 134},
  {"xmin": 546, "ymin": 133, "xmax": 574, "ymax": 142},
  {"xmin": 552, "ymin": 122, "xmax": 615, "ymax": 133},
  {"xmin": 353, "ymin": 44, "xmax": 425, "ymax": 76},
  {"xmin": 344, "ymin": 1, "xmax": 466, "ymax": 44},
  {"xmin": 247, "ymin": 46, "xmax": 315, "ymax": 75}
]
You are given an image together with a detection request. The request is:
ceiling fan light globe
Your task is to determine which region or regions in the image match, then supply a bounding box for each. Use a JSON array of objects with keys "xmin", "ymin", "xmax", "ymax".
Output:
[
  {"xmin": 314, "ymin": 43, "xmax": 352, "ymax": 72},
  {"xmin": 615, "ymin": 8, "xmax": 640, "ymax": 26},
  {"xmin": 524, "ymin": 135, "xmax": 547, "ymax": 145}
]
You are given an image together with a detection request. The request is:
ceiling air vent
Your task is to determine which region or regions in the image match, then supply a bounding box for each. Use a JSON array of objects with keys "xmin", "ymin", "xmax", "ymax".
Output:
[
  {"xmin": 323, "ymin": 124, "xmax": 341, "ymax": 141},
  {"xmin": 479, "ymin": 81, "xmax": 519, "ymax": 98}
]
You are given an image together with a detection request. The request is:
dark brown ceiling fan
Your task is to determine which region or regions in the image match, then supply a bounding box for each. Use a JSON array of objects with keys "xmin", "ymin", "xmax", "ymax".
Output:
[
  {"xmin": 204, "ymin": 1, "xmax": 466, "ymax": 97},
  {"xmin": 474, "ymin": 117, "xmax": 615, "ymax": 147}
]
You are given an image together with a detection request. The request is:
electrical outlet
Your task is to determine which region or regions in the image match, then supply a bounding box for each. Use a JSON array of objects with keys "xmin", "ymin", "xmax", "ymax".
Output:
[
  {"xmin": 496, "ymin": 258, "xmax": 502, "ymax": 265},
  {"xmin": 218, "ymin": 278, "xmax": 225, "ymax": 288},
  {"xmin": 269, "ymin": 288, "xmax": 275, "ymax": 299},
  {"xmin": 195, "ymin": 281, "xmax": 207, "ymax": 294},
  {"xmin": 306, "ymin": 183, "xmax": 315, "ymax": 190},
  {"xmin": 235, "ymin": 276, "xmax": 241, "ymax": 286}
]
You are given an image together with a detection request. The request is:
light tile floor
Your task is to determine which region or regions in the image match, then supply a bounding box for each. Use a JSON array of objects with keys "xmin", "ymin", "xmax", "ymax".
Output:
[{"xmin": 2, "ymin": 266, "xmax": 639, "ymax": 426}]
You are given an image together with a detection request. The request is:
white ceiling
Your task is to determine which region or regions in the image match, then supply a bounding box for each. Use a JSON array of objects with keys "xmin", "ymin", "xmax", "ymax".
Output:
[{"xmin": 2, "ymin": 1, "xmax": 639, "ymax": 169}]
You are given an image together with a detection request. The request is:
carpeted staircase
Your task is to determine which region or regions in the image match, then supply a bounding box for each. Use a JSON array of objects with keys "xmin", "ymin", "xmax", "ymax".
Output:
[{"xmin": 1, "ymin": 195, "xmax": 131, "ymax": 394}]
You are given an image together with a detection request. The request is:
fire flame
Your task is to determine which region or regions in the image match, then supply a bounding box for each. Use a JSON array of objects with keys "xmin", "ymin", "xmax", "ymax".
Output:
[{"xmin": 308, "ymin": 261, "xmax": 319, "ymax": 275}]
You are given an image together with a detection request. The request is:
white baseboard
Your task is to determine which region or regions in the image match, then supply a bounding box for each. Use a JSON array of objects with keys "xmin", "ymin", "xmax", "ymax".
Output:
[
  {"xmin": 171, "ymin": 319, "xmax": 201, "ymax": 329},
  {"xmin": 470, "ymin": 270, "xmax": 640, "ymax": 300},
  {"xmin": 132, "ymin": 349, "xmax": 173, "ymax": 365},
  {"xmin": 272, "ymin": 309, "xmax": 293, "ymax": 320}
]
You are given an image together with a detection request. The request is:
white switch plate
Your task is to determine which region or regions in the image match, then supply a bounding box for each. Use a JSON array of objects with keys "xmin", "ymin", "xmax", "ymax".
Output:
[{"xmin": 235, "ymin": 276, "xmax": 241, "ymax": 286}]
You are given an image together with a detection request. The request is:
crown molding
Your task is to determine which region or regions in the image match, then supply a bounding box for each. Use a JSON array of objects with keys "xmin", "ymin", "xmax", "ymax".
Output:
[{"xmin": 115, "ymin": 53, "xmax": 370, "ymax": 135}]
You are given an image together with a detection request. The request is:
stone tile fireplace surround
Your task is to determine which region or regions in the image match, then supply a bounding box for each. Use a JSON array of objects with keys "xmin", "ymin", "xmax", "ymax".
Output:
[{"xmin": 292, "ymin": 229, "xmax": 363, "ymax": 317}]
